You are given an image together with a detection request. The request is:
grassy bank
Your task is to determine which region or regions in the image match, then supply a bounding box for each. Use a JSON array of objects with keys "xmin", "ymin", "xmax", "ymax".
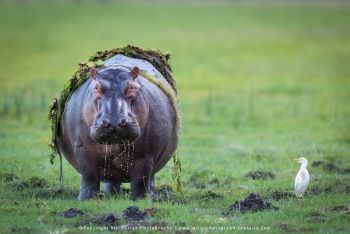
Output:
[{"xmin": 0, "ymin": 2, "xmax": 349, "ymax": 233}]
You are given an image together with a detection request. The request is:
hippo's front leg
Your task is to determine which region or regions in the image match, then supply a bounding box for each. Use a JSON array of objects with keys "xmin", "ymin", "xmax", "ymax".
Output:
[
  {"xmin": 76, "ymin": 147, "xmax": 101, "ymax": 200},
  {"xmin": 78, "ymin": 174, "xmax": 100, "ymax": 200},
  {"xmin": 130, "ymin": 157, "xmax": 154, "ymax": 200}
]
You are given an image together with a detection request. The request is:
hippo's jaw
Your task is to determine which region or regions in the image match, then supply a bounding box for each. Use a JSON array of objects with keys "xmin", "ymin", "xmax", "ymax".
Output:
[{"xmin": 90, "ymin": 122, "xmax": 140, "ymax": 145}]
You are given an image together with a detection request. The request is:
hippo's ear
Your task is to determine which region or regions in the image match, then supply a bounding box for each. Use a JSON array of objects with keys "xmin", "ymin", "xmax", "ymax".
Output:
[
  {"xmin": 130, "ymin": 67, "xmax": 140, "ymax": 80},
  {"xmin": 90, "ymin": 67, "xmax": 97, "ymax": 80}
]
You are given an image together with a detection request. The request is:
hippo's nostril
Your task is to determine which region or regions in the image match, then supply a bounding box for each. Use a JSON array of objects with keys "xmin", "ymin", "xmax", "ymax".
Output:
[
  {"xmin": 118, "ymin": 118, "xmax": 127, "ymax": 127},
  {"xmin": 102, "ymin": 120, "xmax": 111, "ymax": 128}
]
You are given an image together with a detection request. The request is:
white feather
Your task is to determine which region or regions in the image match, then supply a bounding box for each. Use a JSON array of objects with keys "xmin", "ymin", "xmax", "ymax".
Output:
[{"xmin": 294, "ymin": 157, "xmax": 310, "ymax": 197}]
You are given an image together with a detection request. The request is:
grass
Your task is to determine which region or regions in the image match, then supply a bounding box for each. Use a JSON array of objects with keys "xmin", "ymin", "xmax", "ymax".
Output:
[{"xmin": 0, "ymin": 1, "xmax": 350, "ymax": 233}]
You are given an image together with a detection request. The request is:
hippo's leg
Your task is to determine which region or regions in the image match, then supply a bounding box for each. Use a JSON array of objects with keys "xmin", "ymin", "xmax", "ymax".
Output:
[
  {"xmin": 130, "ymin": 157, "xmax": 154, "ymax": 200},
  {"xmin": 76, "ymin": 148, "xmax": 100, "ymax": 200},
  {"xmin": 78, "ymin": 175, "xmax": 100, "ymax": 200},
  {"xmin": 104, "ymin": 182, "xmax": 122, "ymax": 194},
  {"xmin": 150, "ymin": 175, "xmax": 155, "ymax": 193}
]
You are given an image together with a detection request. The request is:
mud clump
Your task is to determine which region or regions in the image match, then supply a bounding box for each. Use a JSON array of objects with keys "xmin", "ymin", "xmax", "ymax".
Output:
[
  {"xmin": 76, "ymin": 206, "xmax": 162, "ymax": 230},
  {"xmin": 227, "ymin": 193, "xmax": 277, "ymax": 213},
  {"xmin": 0, "ymin": 173, "xmax": 19, "ymax": 182},
  {"xmin": 330, "ymin": 205, "xmax": 350, "ymax": 214},
  {"xmin": 311, "ymin": 182, "xmax": 350, "ymax": 195},
  {"xmin": 27, "ymin": 177, "xmax": 48, "ymax": 188},
  {"xmin": 208, "ymin": 177, "xmax": 220, "ymax": 185},
  {"xmin": 15, "ymin": 177, "xmax": 49, "ymax": 189},
  {"xmin": 312, "ymin": 160, "xmax": 350, "ymax": 174},
  {"xmin": 187, "ymin": 179, "xmax": 206, "ymax": 189},
  {"xmin": 78, "ymin": 213, "xmax": 119, "ymax": 227},
  {"xmin": 34, "ymin": 187, "xmax": 78, "ymax": 199},
  {"xmin": 122, "ymin": 206, "xmax": 151, "ymax": 222},
  {"xmin": 143, "ymin": 207, "xmax": 157, "ymax": 217},
  {"xmin": 152, "ymin": 185, "xmax": 172, "ymax": 202},
  {"xmin": 245, "ymin": 170, "xmax": 275, "ymax": 180},
  {"xmin": 58, "ymin": 208, "xmax": 84, "ymax": 218},
  {"xmin": 270, "ymin": 190, "xmax": 295, "ymax": 201},
  {"xmin": 199, "ymin": 191, "xmax": 224, "ymax": 200},
  {"xmin": 305, "ymin": 212, "xmax": 328, "ymax": 223},
  {"xmin": 275, "ymin": 223, "xmax": 297, "ymax": 232}
]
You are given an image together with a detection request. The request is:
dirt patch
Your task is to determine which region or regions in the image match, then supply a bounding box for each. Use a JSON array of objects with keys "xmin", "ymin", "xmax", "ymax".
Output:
[
  {"xmin": 305, "ymin": 212, "xmax": 328, "ymax": 223},
  {"xmin": 77, "ymin": 206, "xmax": 157, "ymax": 227},
  {"xmin": 144, "ymin": 207, "xmax": 157, "ymax": 217},
  {"xmin": 151, "ymin": 186, "xmax": 186, "ymax": 204},
  {"xmin": 330, "ymin": 205, "xmax": 350, "ymax": 214},
  {"xmin": 33, "ymin": 187, "xmax": 78, "ymax": 199},
  {"xmin": 245, "ymin": 170, "xmax": 275, "ymax": 180},
  {"xmin": 275, "ymin": 223, "xmax": 297, "ymax": 232},
  {"xmin": 152, "ymin": 185, "xmax": 172, "ymax": 202},
  {"xmin": 78, "ymin": 213, "xmax": 119, "ymax": 227},
  {"xmin": 0, "ymin": 173, "xmax": 19, "ymax": 182},
  {"xmin": 10, "ymin": 227, "xmax": 33, "ymax": 233},
  {"xmin": 311, "ymin": 182, "xmax": 350, "ymax": 195},
  {"xmin": 186, "ymin": 179, "xmax": 207, "ymax": 189},
  {"xmin": 15, "ymin": 177, "xmax": 48, "ymax": 190},
  {"xmin": 186, "ymin": 171, "xmax": 210, "ymax": 189},
  {"xmin": 208, "ymin": 177, "xmax": 220, "ymax": 185},
  {"xmin": 270, "ymin": 190, "xmax": 295, "ymax": 201},
  {"xmin": 122, "ymin": 206, "xmax": 151, "ymax": 222},
  {"xmin": 198, "ymin": 191, "xmax": 224, "ymax": 200},
  {"xmin": 57, "ymin": 208, "xmax": 84, "ymax": 218},
  {"xmin": 312, "ymin": 160, "xmax": 350, "ymax": 174},
  {"xmin": 226, "ymin": 193, "xmax": 277, "ymax": 213}
]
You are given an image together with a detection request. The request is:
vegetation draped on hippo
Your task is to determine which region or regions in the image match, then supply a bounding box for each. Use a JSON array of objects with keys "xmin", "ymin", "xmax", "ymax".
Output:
[{"xmin": 47, "ymin": 45, "xmax": 182, "ymax": 191}]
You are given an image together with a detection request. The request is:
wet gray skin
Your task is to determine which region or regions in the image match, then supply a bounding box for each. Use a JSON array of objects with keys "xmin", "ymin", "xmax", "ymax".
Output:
[{"xmin": 58, "ymin": 55, "xmax": 178, "ymax": 200}]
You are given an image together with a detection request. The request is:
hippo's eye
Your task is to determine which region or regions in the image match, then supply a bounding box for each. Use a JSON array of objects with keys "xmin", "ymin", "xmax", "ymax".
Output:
[
  {"xmin": 125, "ymin": 80, "xmax": 140, "ymax": 99},
  {"xmin": 94, "ymin": 84, "xmax": 103, "ymax": 97}
]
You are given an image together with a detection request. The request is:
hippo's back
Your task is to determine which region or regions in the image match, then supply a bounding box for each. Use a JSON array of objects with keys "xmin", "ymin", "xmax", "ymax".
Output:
[{"xmin": 104, "ymin": 54, "xmax": 174, "ymax": 94}]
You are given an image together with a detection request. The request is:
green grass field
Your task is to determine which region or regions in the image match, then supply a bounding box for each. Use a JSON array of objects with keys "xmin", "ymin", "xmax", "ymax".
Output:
[{"xmin": 0, "ymin": 1, "xmax": 350, "ymax": 233}]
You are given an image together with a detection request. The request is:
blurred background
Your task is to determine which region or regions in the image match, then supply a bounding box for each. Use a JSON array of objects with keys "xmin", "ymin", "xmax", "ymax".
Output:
[
  {"xmin": 1, "ymin": 1, "xmax": 350, "ymax": 232},
  {"xmin": 1, "ymin": 0, "xmax": 349, "ymax": 203}
]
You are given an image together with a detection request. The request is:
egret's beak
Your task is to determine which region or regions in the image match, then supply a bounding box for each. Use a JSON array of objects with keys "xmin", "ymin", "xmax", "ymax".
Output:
[{"xmin": 294, "ymin": 158, "xmax": 301, "ymax": 162}]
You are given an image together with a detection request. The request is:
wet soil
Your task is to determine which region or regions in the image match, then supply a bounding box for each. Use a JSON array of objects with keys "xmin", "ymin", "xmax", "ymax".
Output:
[
  {"xmin": 57, "ymin": 208, "xmax": 84, "ymax": 218},
  {"xmin": 270, "ymin": 190, "xmax": 295, "ymax": 201},
  {"xmin": 122, "ymin": 206, "xmax": 147, "ymax": 222},
  {"xmin": 245, "ymin": 170, "xmax": 276, "ymax": 180},
  {"xmin": 14, "ymin": 177, "xmax": 48, "ymax": 189},
  {"xmin": 312, "ymin": 160, "xmax": 350, "ymax": 174},
  {"xmin": 226, "ymin": 193, "xmax": 277, "ymax": 213},
  {"xmin": 198, "ymin": 191, "xmax": 224, "ymax": 200},
  {"xmin": 0, "ymin": 173, "xmax": 19, "ymax": 182},
  {"xmin": 305, "ymin": 212, "xmax": 328, "ymax": 223}
]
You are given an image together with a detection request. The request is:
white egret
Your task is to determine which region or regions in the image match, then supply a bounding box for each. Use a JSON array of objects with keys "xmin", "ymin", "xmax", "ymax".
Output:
[{"xmin": 294, "ymin": 157, "xmax": 310, "ymax": 198}]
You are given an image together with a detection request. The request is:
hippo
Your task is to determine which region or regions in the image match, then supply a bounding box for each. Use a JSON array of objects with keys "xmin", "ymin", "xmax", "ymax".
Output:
[{"xmin": 58, "ymin": 54, "xmax": 179, "ymax": 200}]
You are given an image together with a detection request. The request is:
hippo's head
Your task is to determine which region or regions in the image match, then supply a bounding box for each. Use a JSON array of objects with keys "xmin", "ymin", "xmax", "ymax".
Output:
[{"xmin": 86, "ymin": 66, "xmax": 143, "ymax": 144}]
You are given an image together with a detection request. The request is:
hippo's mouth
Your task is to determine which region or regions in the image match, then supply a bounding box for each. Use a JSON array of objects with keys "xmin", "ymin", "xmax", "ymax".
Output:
[
  {"xmin": 95, "ymin": 134, "xmax": 138, "ymax": 145},
  {"xmin": 90, "ymin": 124, "xmax": 140, "ymax": 145}
]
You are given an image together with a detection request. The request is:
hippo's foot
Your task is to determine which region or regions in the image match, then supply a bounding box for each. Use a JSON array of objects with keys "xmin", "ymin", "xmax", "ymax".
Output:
[
  {"xmin": 130, "ymin": 158, "xmax": 154, "ymax": 200},
  {"xmin": 104, "ymin": 182, "xmax": 122, "ymax": 195},
  {"xmin": 77, "ymin": 177, "xmax": 100, "ymax": 200},
  {"xmin": 150, "ymin": 175, "xmax": 155, "ymax": 193}
]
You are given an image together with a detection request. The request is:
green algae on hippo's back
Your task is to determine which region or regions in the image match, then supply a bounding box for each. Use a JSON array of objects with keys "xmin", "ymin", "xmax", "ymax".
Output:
[{"xmin": 47, "ymin": 45, "xmax": 182, "ymax": 192}]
